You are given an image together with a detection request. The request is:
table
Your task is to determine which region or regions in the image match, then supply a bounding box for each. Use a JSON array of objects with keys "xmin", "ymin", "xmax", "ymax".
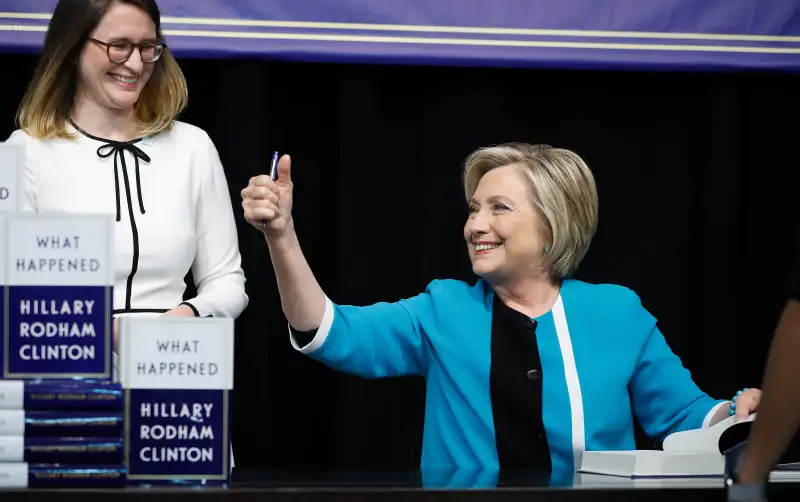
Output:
[{"xmin": 2, "ymin": 471, "xmax": 799, "ymax": 502}]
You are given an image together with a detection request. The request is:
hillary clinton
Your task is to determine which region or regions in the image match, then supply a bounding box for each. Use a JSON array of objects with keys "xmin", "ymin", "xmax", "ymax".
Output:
[{"xmin": 241, "ymin": 143, "xmax": 761, "ymax": 479}]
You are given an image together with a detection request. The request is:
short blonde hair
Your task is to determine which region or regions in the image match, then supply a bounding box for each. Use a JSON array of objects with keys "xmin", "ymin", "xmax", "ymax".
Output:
[
  {"xmin": 463, "ymin": 143, "xmax": 598, "ymax": 278},
  {"xmin": 16, "ymin": 0, "xmax": 188, "ymax": 139}
]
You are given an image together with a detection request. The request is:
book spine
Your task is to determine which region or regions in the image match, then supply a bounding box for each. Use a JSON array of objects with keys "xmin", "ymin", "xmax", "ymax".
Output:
[
  {"xmin": 0, "ymin": 436, "xmax": 123, "ymax": 463},
  {"xmin": 0, "ymin": 463, "xmax": 126, "ymax": 488},
  {"xmin": 0, "ymin": 380, "xmax": 123, "ymax": 411},
  {"xmin": 0, "ymin": 411, "xmax": 124, "ymax": 437}
]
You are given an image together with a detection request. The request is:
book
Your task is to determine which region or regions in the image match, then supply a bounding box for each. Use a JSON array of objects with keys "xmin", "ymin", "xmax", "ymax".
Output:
[
  {"xmin": 662, "ymin": 414, "xmax": 756, "ymax": 454},
  {"xmin": 0, "ymin": 410, "xmax": 124, "ymax": 437},
  {"xmin": 577, "ymin": 466, "xmax": 800, "ymax": 486},
  {"xmin": 0, "ymin": 436, "xmax": 124, "ymax": 463},
  {"xmin": 578, "ymin": 414, "xmax": 756, "ymax": 478},
  {"xmin": 0, "ymin": 463, "xmax": 126, "ymax": 488},
  {"xmin": 0, "ymin": 380, "xmax": 123, "ymax": 410},
  {"xmin": 1, "ymin": 212, "xmax": 114, "ymax": 380},
  {"xmin": 119, "ymin": 316, "xmax": 234, "ymax": 486},
  {"xmin": 579, "ymin": 449, "xmax": 725, "ymax": 478}
]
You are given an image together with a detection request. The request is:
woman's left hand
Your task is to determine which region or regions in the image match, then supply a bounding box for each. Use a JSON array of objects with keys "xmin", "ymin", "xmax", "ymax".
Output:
[
  {"xmin": 711, "ymin": 388, "xmax": 762, "ymax": 426},
  {"xmin": 162, "ymin": 305, "xmax": 197, "ymax": 317},
  {"xmin": 732, "ymin": 388, "xmax": 762, "ymax": 422}
]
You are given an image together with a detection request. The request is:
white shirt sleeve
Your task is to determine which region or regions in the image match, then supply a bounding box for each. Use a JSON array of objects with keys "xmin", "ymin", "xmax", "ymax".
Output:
[
  {"xmin": 181, "ymin": 133, "xmax": 248, "ymax": 318},
  {"xmin": 5, "ymin": 130, "xmax": 37, "ymax": 211}
]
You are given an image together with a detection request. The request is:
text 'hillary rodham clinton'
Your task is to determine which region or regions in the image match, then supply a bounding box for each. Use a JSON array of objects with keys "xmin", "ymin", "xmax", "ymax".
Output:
[
  {"xmin": 15, "ymin": 236, "xmax": 100, "ymax": 272},
  {"xmin": 138, "ymin": 401, "xmax": 216, "ymax": 463},
  {"xmin": 136, "ymin": 340, "xmax": 219, "ymax": 376},
  {"xmin": 17, "ymin": 299, "xmax": 97, "ymax": 361}
]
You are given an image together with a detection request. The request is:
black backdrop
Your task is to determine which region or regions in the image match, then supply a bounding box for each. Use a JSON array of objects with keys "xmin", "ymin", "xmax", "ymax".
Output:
[{"xmin": 1, "ymin": 53, "xmax": 798, "ymax": 470}]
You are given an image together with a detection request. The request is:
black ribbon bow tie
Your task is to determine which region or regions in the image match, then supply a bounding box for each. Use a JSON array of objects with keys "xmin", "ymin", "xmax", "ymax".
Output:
[{"xmin": 96, "ymin": 140, "xmax": 151, "ymax": 222}]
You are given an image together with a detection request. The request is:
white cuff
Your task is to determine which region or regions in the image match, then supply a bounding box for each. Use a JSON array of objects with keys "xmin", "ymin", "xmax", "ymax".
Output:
[
  {"xmin": 703, "ymin": 401, "xmax": 729, "ymax": 428},
  {"xmin": 288, "ymin": 296, "xmax": 334, "ymax": 354}
]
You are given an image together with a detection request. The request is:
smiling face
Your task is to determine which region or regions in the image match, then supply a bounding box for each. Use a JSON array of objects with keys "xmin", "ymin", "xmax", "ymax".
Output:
[
  {"xmin": 463, "ymin": 164, "xmax": 549, "ymax": 281},
  {"xmin": 76, "ymin": 2, "xmax": 158, "ymax": 113}
]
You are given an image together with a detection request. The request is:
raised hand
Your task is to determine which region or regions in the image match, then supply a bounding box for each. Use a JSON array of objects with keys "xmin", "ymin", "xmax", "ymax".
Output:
[{"xmin": 241, "ymin": 154, "xmax": 294, "ymax": 238}]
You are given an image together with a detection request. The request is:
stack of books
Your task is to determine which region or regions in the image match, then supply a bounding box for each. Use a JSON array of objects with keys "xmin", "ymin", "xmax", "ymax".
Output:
[
  {"xmin": 0, "ymin": 144, "xmax": 122, "ymax": 488},
  {"xmin": 0, "ymin": 379, "xmax": 126, "ymax": 488}
]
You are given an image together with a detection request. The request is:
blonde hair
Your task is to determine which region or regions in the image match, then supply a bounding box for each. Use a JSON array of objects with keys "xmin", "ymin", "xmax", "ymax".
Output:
[
  {"xmin": 16, "ymin": 0, "xmax": 188, "ymax": 139},
  {"xmin": 463, "ymin": 143, "xmax": 599, "ymax": 278}
]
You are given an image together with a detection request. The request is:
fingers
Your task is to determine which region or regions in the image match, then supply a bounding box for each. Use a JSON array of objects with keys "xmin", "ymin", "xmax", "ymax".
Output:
[
  {"xmin": 242, "ymin": 154, "xmax": 291, "ymax": 199},
  {"xmin": 734, "ymin": 390, "xmax": 761, "ymax": 422},
  {"xmin": 241, "ymin": 184, "xmax": 279, "ymax": 204},
  {"xmin": 241, "ymin": 158, "xmax": 291, "ymax": 229},
  {"xmin": 243, "ymin": 200, "xmax": 280, "ymax": 224},
  {"xmin": 241, "ymin": 175, "xmax": 276, "ymax": 200},
  {"xmin": 249, "ymin": 174, "xmax": 272, "ymax": 187},
  {"xmin": 734, "ymin": 402, "xmax": 750, "ymax": 422},
  {"xmin": 747, "ymin": 390, "xmax": 761, "ymax": 414}
]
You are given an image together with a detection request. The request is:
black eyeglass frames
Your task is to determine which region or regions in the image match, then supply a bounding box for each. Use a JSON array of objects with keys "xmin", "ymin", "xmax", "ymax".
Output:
[{"xmin": 90, "ymin": 38, "xmax": 166, "ymax": 64}]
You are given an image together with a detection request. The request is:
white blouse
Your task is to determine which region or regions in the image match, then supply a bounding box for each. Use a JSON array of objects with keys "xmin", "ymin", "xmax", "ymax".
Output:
[{"xmin": 5, "ymin": 121, "xmax": 249, "ymax": 320}]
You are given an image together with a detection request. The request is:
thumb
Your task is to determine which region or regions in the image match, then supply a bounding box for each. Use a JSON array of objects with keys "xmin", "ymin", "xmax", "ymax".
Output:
[{"xmin": 277, "ymin": 154, "xmax": 292, "ymax": 184}]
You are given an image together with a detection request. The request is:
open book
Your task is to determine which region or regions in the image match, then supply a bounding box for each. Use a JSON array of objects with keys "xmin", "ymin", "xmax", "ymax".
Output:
[{"xmin": 578, "ymin": 414, "xmax": 756, "ymax": 478}]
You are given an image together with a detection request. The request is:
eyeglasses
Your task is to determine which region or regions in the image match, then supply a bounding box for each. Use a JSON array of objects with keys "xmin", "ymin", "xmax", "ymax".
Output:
[{"xmin": 90, "ymin": 37, "xmax": 166, "ymax": 64}]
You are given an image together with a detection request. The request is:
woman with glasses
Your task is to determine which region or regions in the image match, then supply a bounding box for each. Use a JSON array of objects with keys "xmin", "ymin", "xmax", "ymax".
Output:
[{"xmin": 5, "ymin": 0, "xmax": 248, "ymax": 369}]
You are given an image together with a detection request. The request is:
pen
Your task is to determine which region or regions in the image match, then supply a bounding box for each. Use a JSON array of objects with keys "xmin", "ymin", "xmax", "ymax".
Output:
[{"xmin": 269, "ymin": 151, "xmax": 279, "ymax": 181}]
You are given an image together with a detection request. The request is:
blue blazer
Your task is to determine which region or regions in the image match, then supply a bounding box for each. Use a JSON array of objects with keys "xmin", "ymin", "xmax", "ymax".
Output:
[{"xmin": 292, "ymin": 278, "xmax": 725, "ymax": 480}]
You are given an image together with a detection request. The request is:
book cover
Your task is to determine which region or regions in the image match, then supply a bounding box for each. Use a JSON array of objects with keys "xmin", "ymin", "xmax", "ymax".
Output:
[
  {"xmin": 119, "ymin": 316, "xmax": 234, "ymax": 486},
  {"xmin": 0, "ymin": 436, "xmax": 124, "ymax": 463},
  {"xmin": 0, "ymin": 379, "xmax": 123, "ymax": 410},
  {"xmin": 2, "ymin": 212, "xmax": 114, "ymax": 380}
]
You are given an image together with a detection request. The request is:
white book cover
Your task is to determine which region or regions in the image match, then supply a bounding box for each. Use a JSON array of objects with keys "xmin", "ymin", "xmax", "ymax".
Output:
[
  {"xmin": 578, "ymin": 415, "xmax": 757, "ymax": 478},
  {"xmin": 2, "ymin": 211, "xmax": 114, "ymax": 380},
  {"xmin": 662, "ymin": 414, "xmax": 756, "ymax": 453}
]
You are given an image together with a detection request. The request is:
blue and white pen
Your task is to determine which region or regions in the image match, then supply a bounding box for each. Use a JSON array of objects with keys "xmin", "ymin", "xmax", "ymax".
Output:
[{"xmin": 269, "ymin": 151, "xmax": 279, "ymax": 181}]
